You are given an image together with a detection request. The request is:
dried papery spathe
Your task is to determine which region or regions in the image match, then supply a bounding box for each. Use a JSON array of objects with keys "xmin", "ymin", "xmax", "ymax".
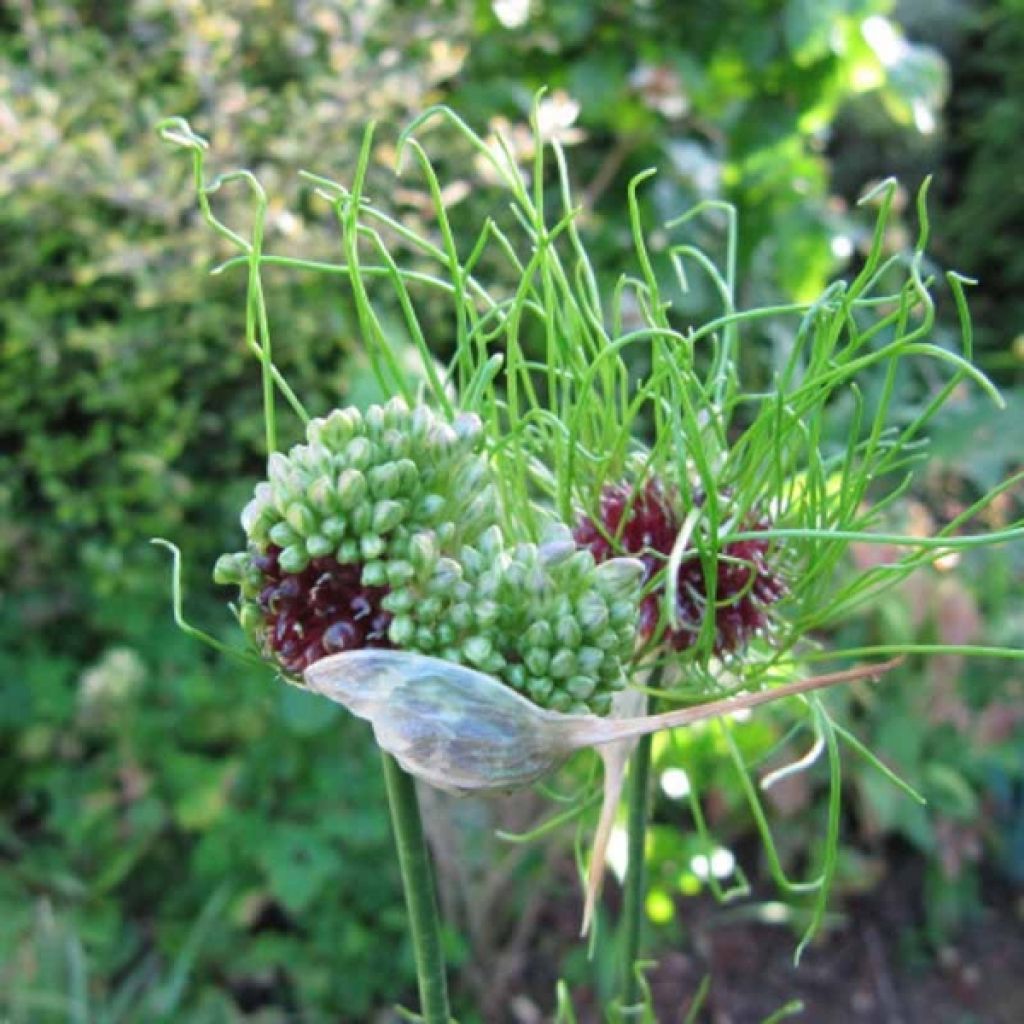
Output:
[{"xmin": 304, "ymin": 649, "xmax": 901, "ymax": 931}]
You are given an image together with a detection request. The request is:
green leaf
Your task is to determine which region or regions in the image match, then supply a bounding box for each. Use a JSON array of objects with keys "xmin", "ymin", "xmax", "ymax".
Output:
[
  {"xmin": 258, "ymin": 826, "xmax": 340, "ymax": 914},
  {"xmin": 784, "ymin": 0, "xmax": 842, "ymax": 67}
]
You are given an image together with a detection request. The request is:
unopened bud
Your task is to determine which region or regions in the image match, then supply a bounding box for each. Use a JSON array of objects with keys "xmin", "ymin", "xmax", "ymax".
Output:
[
  {"xmin": 372, "ymin": 499, "xmax": 405, "ymax": 535},
  {"xmin": 336, "ymin": 539, "xmax": 360, "ymax": 564},
  {"xmin": 381, "ymin": 429, "xmax": 409, "ymax": 460},
  {"xmin": 416, "ymin": 493, "xmax": 446, "ymax": 521},
  {"xmin": 549, "ymin": 691, "xmax": 572, "ymax": 713},
  {"xmin": 449, "ymin": 603, "xmax": 473, "ymax": 630},
  {"xmin": 350, "ymin": 502, "xmax": 372, "ymax": 536},
  {"xmin": 567, "ymin": 676, "xmax": 596, "ymax": 701},
  {"xmin": 577, "ymin": 593, "xmax": 609, "ymax": 633},
  {"xmin": 278, "ymin": 545, "xmax": 309, "ymax": 574},
  {"xmin": 213, "ymin": 552, "xmax": 245, "ymax": 585},
  {"xmin": 306, "ymin": 534, "xmax": 333, "ymax": 558},
  {"xmin": 550, "ymin": 649, "xmax": 577, "ymax": 678},
  {"xmin": 389, "ymin": 615, "xmax": 415, "ymax": 646},
  {"xmin": 463, "ymin": 635, "xmax": 493, "ymax": 667},
  {"xmin": 459, "ymin": 545, "xmax": 484, "ymax": 576},
  {"xmin": 368, "ymin": 462, "xmax": 401, "ymax": 499},
  {"xmin": 594, "ymin": 557, "xmax": 646, "ymax": 593},
  {"xmin": 562, "ymin": 549, "xmax": 596, "ymax": 580},
  {"xmin": 336, "ymin": 468, "xmax": 368, "ymax": 510},
  {"xmin": 321, "ymin": 407, "xmax": 360, "ymax": 449},
  {"xmin": 463, "ymin": 487, "xmax": 497, "ymax": 532},
  {"xmin": 344, "ymin": 436, "xmax": 373, "ymax": 470},
  {"xmin": 409, "ymin": 532, "xmax": 438, "ymax": 577},
  {"xmin": 239, "ymin": 602, "xmax": 263, "ymax": 635},
  {"xmin": 306, "ymin": 476, "xmax": 337, "ymax": 514},
  {"xmin": 524, "ymin": 621, "xmax": 552, "ymax": 649},
  {"xmin": 524, "ymin": 648, "xmax": 551, "ymax": 676},
  {"xmin": 267, "ymin": 452, "xmax": 295, "ymax": 491},
  {"xmin": 453, "ymin": 459, "xmax": 488, "ymax": 496},
  {"xmin": 481, "ymin": 651, "xmax": 507, "ymax": 675},
  {"xmin": 475, "ymin": 570, "xmax": 500, "ymax": 600},
  {"xmin": 322, "ymin": 516, "xmax": 346, "ymax": 542},
  {"xmin": 394, "ymin": 458, "xmax": 420, "ymax": 494},
  {"xmin": 576, "ymin": 646, "xmax": 604, "ymax": 675},
  {"xmin": 609, "ymin": 599, "xmax": 636, "ymax": 626},
  {"xmin": 503, "ymin": 560, "xmax": 527, "ymax": 591},
  {"xmin": 387, "ymin": 560, "xmax": 415, "ymax": 586},
  {"xmin": 539, "ymin": 539, "xmax": 576, "ymax": 568},
  {"xmin": 477, "ymin": 524, "xmax": 504, "ymax": 559},
  {"xmin": 286, "ymin": 502, "xmax": 318, "ymax": 537},
  {"xmin": 453, "ymin": 411, "xmax": 482, "ymax": 444},
  {"xmin": 269, "ymin": 521, "xmax": 299, "ymax": 548},
  {"xmin": 364, "ymin": 404, "xmax": 386, "ymax": 437},
  {"xmin": 528, "ymin": 676, "xmax": 554, "ymax": 704},
  {"xmin": 361, "ymin": 561, "xmax": 387, "ymax": 587},
  {"xmin": 475, "ymin": 600, "xmax": 499, "ymax": 627},
  {"xmin": 555, "ymin": 616, "xmax": 582, "ymax": 650},
  {"xmin": 409, "ymin": 404, "xmax": 433, "ymax": 440},
  {"xmin": 506, "ymin": 664, "xmax": 526, "ymax": 690},
  {"xmin": 428, "ymin": 423, "xmax": 459, "ymax": 454},
  {"xmin": 429, "ymin": 558, "xmax": 462, "ymax": 595},
  {"xmin": 384, "ymin": 589, "xmax": 415, "ymax": 613},
  {"xmin": 241, "ymin": 490, "xmax": 272, "ymax": 533},
  {"xmin": 360, "ymin": 534, "xmax": 386, "ymax": 561}
]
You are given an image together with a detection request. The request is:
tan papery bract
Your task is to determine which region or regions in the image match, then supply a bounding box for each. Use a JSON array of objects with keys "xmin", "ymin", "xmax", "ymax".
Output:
[{"xmin": 304, "ymin": 650, "xmax": 901, "ymax": 933}]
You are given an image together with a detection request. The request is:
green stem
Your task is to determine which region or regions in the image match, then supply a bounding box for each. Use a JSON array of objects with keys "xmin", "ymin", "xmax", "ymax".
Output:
[
  {"xmin": 620, "ymin": 728, "xmax": 654, "ymax": 1009},
  {"xmin": 619, "ymin": 664, "xmax": 665, "ymax": 1009},
  {"xmin": 381, "ymin": 753, "xmax": 451, "ymax": 1023}
]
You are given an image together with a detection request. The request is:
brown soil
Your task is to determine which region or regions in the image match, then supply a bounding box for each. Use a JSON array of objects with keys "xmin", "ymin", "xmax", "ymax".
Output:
[{"xmin": 513, "ymin": 852, "xmax": 1024, "ymax": 1024}]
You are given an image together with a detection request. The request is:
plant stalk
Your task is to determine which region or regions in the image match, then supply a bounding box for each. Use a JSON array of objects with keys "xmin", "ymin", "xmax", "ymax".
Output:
[
  {"xmin": 619, "ymin": 664, "xmax": 665, "ymax": 1009},
  {"xmin": 381, "ymin": 752, "xmax": 451, "ymax": 1023},
  {"xmin": 614, "ymin": 659, "xmax": 671, "ymax": 1003},
  {"xmin": 619, "ymin": 729, "xmax": 654, "ymax": 1008}
]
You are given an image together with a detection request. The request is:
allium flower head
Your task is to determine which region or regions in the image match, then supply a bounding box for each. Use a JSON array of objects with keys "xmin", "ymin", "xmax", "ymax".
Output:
[{"xmin": 215, "ymin": 399, "xmax": 644, "ymax": 715}]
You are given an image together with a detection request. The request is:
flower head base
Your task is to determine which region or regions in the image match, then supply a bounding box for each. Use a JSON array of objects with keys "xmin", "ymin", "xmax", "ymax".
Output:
[
  {"xmin": 215, "ymin": 399, "xmax": 644, "ymax": 715},
  {"xmin": 574, "ymin": 479, "xmax": 787, "ymax": 657},
  {"xmin": 251, "ymin": 546, "xmax": 392, "ymax": 674}
]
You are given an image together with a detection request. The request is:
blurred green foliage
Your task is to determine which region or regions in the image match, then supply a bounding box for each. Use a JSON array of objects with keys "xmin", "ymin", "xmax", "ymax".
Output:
[
  {"xmin": 941, "ymin": 0, "xmax": 1024, "ymax": 380},
  {"xmin": 1, "ymin": 0, "xmax": 1020, "ymax": 1018}
]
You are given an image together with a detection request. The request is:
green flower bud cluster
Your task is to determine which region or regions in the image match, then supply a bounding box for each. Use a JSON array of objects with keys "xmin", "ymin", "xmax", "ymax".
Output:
[
  {"xmin": 215, "ymin": 399, "xmax": 643, "ymax": 715},
  {"xmin": 383, "ymin": 523, "xmax": 644, "ymax": 715},
  {"xmin": 228, "ymin": 397, "xmax": 496, "ymax": 580}
]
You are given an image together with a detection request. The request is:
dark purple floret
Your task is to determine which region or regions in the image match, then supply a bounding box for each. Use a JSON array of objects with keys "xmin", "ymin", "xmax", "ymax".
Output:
[
  {"xmin": 253, "ymin": 546, "xmax": 392, "ymax": 675},
  {"xmin": 574, "ymin": 479, "xmax": 786, "ymax": 656}
]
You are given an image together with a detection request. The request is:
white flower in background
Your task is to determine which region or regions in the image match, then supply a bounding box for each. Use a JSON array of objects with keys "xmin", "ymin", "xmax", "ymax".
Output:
[
  {"xmin": 492, "ymin": 0, "xmax": 530, "ymax": 30},
  {"xmin": 477, "ymin": 90, "xmax": 584, "ymax": 184},
  {"xmin": 536, "ymin": 90, "xmax": 584, "ymax": 145},
  {"xmin": 79, "ymin": 647, "xmax": 145, "ymax": 724},
  {"xmin": 631, "ymin": 64, "xmax": 689, "ymax": 119}
]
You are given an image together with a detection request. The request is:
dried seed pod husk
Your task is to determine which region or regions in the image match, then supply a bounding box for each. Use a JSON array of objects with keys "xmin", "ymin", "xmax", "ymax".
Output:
[
  {"xmin": 304, "ymin": 649, "xmax": 901, "ymax": 931},
  {"xmin": 304, "ymin": 649, "xmax": 574, "ymax": 792},
  {"xmin": 305, "ymin": 649, "xmax": 901, "ymax": 780}
]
